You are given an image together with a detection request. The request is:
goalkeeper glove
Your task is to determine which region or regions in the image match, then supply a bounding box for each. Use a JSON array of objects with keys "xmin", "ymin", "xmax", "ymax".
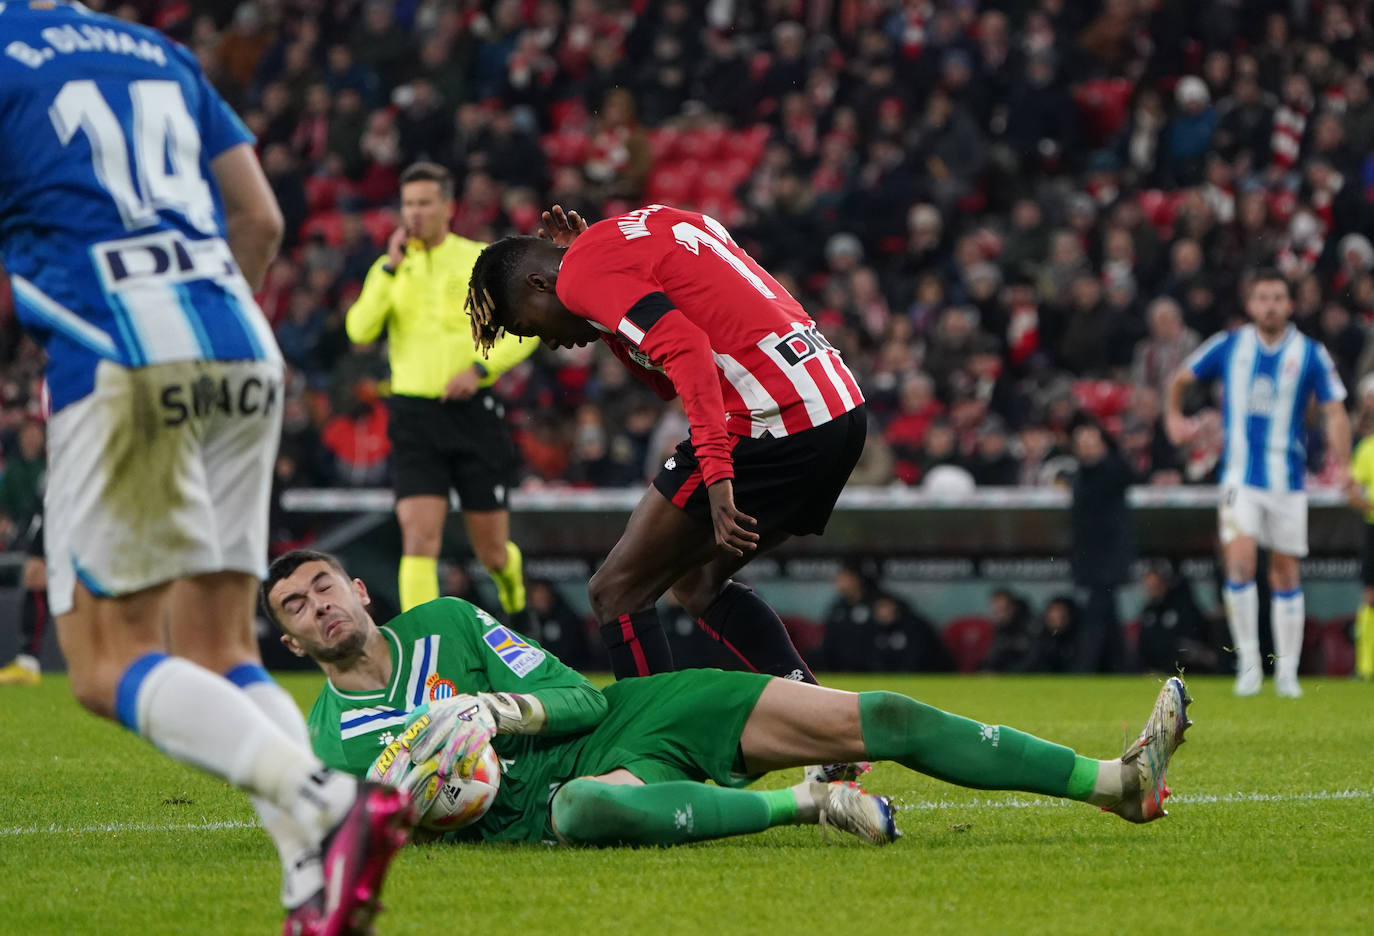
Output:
[
  {"xmin": 403, "ymin": 694, "xmax": 498, "ymax": 780},
  {"xmin": 366, "ymin": 724, "xmax": 443, "ymax": 814},
  {"xmin": 388, "ymin": 692, "xmax": 547, "ymax": 787},
  {"xmin": 476, "ymin": 691, "xmax": 547, "ymax": 735}
]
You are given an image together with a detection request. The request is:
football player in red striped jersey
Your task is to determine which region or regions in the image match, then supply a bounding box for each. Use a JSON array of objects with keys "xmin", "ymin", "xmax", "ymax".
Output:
[{"xmin": 467, "ymin": 205, "xmax": 867, "ymax": 698}]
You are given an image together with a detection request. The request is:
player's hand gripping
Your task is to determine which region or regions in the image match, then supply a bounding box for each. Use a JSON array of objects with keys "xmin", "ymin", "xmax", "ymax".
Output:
[
  {"xmin": 538, "ymin": 204, "xmax": 587, "ymax": 247},
  {"xmin": 366, "ymin": 720, "xmax": 444, "ymax": 813},
  {"xmin": 707, "ymin": 479, "xmax": 759, "ymax": 557},
  {"xmin": 404, "ymin": 695, "xmax": 499, "ymax": 780}
]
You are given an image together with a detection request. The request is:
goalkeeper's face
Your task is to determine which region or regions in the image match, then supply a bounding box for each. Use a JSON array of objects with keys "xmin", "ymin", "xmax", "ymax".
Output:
[{"xmin": 269, "ymin": 560, "xmax": 373, "ymax": 664}]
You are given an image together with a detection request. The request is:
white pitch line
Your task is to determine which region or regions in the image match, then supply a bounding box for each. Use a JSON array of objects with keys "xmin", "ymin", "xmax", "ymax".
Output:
[
  {"xmin": 0, "ymin": 819, "xmax": 259, "ymax": 836},
  {"xmin": 2, "ymin": 789, "xmax": 1370, "ymax": 836},
  {"xmin": 896, "ymin": 788, "xmax": 1374, "ymax": 811}
]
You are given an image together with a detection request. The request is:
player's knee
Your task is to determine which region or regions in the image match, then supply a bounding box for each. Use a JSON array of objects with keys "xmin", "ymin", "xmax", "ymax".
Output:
[
  {"xmin": 667, "ymin": 581, "xmax": 708, "ymax": 618},
  {"xmin": 550, "ymin": 778, "xmax": 626, "ymax": 846},
  {"xmin": 857, "ymin": 690, "xmax": 929, "ymax": 742},
  {"xmin": 401, "ymin": 533, "xmax": 442, "ymax": 558},
  {"xmin": 475, "ymin": 541, "xmax": 509, "ymax": 573},
  {"xmin": 67, "ymin": 664, "xmax": 117, "ymax": 719},
  {"xmin": 669, "ymin": 575, "xmax": 724, "ymax": 619},
  {"xmin": 398, "ymin": 516, "xmax": 443, "ymax": 557},
  {"xmin": 587, "ymin": 567, "xmax": 628, "ymax": 622},
  {"xmin": 1268, "ymin": 558, "xmax": 1300, "ymax": 591}
]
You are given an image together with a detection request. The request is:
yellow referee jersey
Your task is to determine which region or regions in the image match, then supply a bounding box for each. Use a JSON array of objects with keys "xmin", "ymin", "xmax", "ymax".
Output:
[
  {"xmin": 1352, "ymin": 435, "xmax": 1374, "ymax": 524},
  {"xmin": 345, "ymin": 233, "xmax": 536, "ymax": 399}
]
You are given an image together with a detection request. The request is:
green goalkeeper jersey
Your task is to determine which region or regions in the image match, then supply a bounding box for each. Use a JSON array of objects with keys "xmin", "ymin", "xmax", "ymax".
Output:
[{"xmin": 306, "ymin": 597, "xmax": 607, "ymax": 843}]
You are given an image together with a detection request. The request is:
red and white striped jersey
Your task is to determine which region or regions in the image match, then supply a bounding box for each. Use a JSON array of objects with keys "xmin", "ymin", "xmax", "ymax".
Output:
[{"xmin": 556, "ymin": 205, "xmax": 864, "ymax": 487}]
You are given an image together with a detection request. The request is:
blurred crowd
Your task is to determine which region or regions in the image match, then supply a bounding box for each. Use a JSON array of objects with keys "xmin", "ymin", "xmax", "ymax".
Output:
[{"xmin": 3, "ymin": 1, "xmax": 1374, "ymax": 542}]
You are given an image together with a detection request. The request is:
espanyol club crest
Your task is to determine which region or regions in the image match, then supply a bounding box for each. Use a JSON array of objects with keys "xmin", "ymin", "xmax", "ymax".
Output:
[{"xmin": 426, "ymin": 673, "xmax": 457, "ymax": 700}]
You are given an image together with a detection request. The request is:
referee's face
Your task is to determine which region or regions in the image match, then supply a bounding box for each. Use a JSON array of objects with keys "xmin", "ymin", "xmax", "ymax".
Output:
[{"xmin": 400, "ymin": 180, "xmax": 454, "ymax": 246}]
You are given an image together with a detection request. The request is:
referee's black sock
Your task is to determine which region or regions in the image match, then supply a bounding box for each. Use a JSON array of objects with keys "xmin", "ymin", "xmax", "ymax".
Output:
[
  {"xmin": 698, "ymin": 582, "xmax": 816, "ymax": 683},
  {"xmin": 21, "ymin": 587, "xmax": 46, "ymax": 659},
  {"xmin": 599, "ymin": 609, "xmax": 674, "ymax": 679}
]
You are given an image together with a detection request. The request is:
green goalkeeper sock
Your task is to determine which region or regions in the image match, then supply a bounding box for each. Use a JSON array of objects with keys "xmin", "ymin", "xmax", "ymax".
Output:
[
  {"xmin": 550, "ymin": 779, "xmax": 800, "ymax": 846},
  {"xmin": 858, "ymin": 691, "xmax": 1104, "ymax": 801}
]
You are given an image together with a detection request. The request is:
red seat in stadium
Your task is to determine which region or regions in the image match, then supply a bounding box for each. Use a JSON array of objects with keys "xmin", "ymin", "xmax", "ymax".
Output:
[
  {"xmin": 695, "ymin": 193, "xmax": 744, "ymax": 227},
  {"xmin": 301, "ymin": 211, "xmax": 345, "ymax": 246},
  {"xmin": 942, "ymin": 616, "xmax": 994, "ymax": 673},
  {"xmin": 303, "ymin": 175, "xmax": 340, "ymax": 213},
  {"xmin": 678, "ymin": 127, "xmax": 727, "ymax": 162},
  {"xmin": 693, "ymin": 163, "xmax": 740, "ymax": 201},
  {"xmin": 541, "ymin": 130, "xmax": 591, "ymax": 168},
  {"xmin": 647, "ymin": 127, "xmax": 681, "ymax": 162},
  {"xmin": 547, "ymin": 97, "xmax": 587, "ymax": 131},
  {"xmin": 724, "ymin": 125, "xmax": 770, "ymax": 163},
  {"xmin": 361, "ymin": 208, "xmax": 398, "ymax": 246},
  {"xmin": 600, "ymin": 198, "xmax": 631, "ymax": 219},
  {"xmin": 646, "ymin": 161, "xmax": 700, "ymax": 205},
  {"xmin": 1072, "ymin": 380, "xmax": 1133, "ymax": 421}
]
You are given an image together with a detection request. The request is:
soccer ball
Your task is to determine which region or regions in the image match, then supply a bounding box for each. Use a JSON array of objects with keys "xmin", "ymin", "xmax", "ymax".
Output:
[{"xmin": 417, "ymin": 742, "xmax": 502, "ymax": 831}]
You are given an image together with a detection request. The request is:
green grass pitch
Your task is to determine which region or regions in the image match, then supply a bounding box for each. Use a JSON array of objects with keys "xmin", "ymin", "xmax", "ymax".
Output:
[{"xmin": 2, "ymin": 673, "xmax": 1371, "ymax": 935}]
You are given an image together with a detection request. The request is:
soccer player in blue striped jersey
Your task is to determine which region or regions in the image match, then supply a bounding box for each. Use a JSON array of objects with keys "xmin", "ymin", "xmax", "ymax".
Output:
[
  {"xmin": 1166, "ymin": 269, "xmax": 1350, "ymax": 698},
  {"xmin": 0, "ymin": 4, "xmax": 409, "ymax": 933}
]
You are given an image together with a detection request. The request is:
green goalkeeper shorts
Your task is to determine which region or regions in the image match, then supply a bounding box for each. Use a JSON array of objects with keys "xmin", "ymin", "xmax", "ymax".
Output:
[{"xmin": 570, "ymin": 669, "xmax": 773, "ymax": 787}]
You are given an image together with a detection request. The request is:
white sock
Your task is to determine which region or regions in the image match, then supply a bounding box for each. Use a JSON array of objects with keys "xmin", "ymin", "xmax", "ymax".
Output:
[
  {"xmin": 1224, "ymin": 581, "xmax": 1260, "ymax": 670},
  {"xmin": 1272, "ymin": 588, "xmax": 1305, "ymax": 682},
  {"xmin": 1085, "ymin": 759, "xmax": 1129, "ymax": 807},
  {"xmin": 123, "ymin": 656, "xmax": 355, "ymax": 838},
  {"xmin": 792, "ymin": 782, "xmax": 820, "ymax": 824},
  {"xmin": 233, "ymin": 668, "xmax": 326, "ymax": 909},
  {"xmin": 14, "ymin": 653, "xmax": 38, "ymax": 672}
]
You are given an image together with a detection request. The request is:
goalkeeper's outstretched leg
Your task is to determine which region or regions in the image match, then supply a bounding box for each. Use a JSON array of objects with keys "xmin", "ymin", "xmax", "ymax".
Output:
[
  {"xmin": 549, "ymin": 676, "xmax": 1192, "ymax": 847},
  {"xmin": 736, "ymin": 675, "xmax": 1193, "ymax": 823}
]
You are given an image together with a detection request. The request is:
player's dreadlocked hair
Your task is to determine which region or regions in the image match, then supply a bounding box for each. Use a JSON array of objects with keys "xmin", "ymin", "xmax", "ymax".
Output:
[{"xmin": 465, "ymin": 235, "xmax": 546, "ymax": 357}]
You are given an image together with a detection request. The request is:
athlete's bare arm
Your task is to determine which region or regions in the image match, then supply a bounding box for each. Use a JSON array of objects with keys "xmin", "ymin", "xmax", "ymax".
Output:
[
  {"xmin": 212, "ymin": 143, "xmax": 284, "ymax": 291},
  {"xmin": 1324, "ymin": 398, "xmax": 1352, "ymax": 486}
]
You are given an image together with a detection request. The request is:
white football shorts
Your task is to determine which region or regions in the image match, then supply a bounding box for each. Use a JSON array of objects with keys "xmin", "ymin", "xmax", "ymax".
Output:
[
  {"xmin": 45, "ymin": 358, "xmax": 283, "ymax": 616},
  {"xmin": 1217, "ymin": 483, "xmax": 1309, "ymax": 558}
]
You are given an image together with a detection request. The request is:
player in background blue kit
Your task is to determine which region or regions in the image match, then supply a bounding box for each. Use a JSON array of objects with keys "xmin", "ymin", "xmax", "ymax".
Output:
[
  {"xmin": 1166, "ymin": 269, "xmax": 1350, "ymax": 699},
  {"xmin": 0, "ymin": 5, "xmax": 411, "ymax": 934}
]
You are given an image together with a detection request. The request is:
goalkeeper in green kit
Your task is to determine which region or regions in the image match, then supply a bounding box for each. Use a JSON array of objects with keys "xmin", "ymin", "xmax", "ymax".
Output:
[{"xmin": 263, "ymin": 549, "xmax": 1194, "ymax": 847}]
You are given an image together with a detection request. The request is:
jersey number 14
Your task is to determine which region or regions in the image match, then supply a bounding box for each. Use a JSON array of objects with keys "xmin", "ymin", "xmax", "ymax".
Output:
[{"xmin": 49, "ymin": 79, "xmax": 217, "ymax": 235}]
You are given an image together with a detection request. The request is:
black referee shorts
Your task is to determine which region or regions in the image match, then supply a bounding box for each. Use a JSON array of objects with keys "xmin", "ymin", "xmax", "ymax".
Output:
[
  {"xmin": 388, "ymin": 392, "xmax": 518, "ymax": 511},
  {"xmin": 652, "ymin": 405, "xmax": 868, "ymax": 537}
]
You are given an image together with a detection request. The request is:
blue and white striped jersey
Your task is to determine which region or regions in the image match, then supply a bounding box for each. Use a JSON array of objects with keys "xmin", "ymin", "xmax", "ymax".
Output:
[
  {"xmin": 0, "ymin": 1, "xmax": 280, "ymax": 412},
  {"xmin": 1186, "ymin": 323, "xmax": 1346, "ymax": 492}
]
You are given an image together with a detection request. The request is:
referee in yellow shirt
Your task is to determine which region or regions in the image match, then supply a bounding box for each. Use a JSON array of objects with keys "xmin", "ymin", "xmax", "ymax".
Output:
[
  {"xmin": 346, "ymin": 162, "xmax": 537, "ymax": 614},
  {"xmin": 1346, "ymin": 374, "xmax": 1374, "ymax": 680}
]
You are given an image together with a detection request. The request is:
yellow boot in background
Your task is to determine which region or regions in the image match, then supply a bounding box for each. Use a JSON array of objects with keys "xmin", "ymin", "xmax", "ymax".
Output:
[
  {"xmin": 491, "ymin": 541, "xmax": 526, "ymax": 614},
  {"xmin": 0, "ymin": 656, "xmax": 40, "ymax": 686}
]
